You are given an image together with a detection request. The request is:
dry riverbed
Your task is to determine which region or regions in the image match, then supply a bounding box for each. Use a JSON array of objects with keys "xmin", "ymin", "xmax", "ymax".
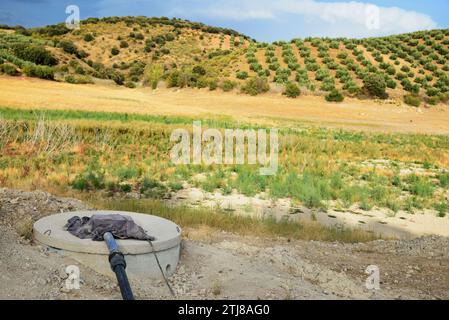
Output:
[{"xmin": 167, "ymin": 185, "xmax": 449, "ymax": 239}]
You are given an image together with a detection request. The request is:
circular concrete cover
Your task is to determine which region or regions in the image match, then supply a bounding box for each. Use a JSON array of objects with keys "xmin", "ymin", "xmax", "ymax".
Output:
[{"xmin": 34, "ymin": 211, "xmax": 182, "ymax": 255}]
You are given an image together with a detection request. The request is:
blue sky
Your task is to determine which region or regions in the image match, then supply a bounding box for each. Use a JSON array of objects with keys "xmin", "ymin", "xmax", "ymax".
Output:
[{"xmin": 1, "ymin": 0, "xmax": 448, "ymax": 42}]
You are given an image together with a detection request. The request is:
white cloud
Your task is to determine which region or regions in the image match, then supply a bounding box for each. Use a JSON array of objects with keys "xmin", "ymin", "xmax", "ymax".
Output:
[
  {"xmin": 178, "ymin": 0, "xmax": 438, "ymax": 37},
  {"xmin": 274, "ymin": 0, "xmax": 437, "ymax": 34},
  {"xmin": 168, "ymin": 0, "xmax": 275, "ymax": 20},
  {"xmin": 186, "ymin": 8, "xmax": 275, "ymax": 21},
  {"xmin": 95, "ymin": 0, "xmax": 438, "ymax": 39}
]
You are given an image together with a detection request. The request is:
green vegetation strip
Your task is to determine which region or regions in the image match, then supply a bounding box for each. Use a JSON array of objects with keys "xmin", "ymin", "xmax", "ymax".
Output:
[
  {"xmin": 0, "ymin": 106, "xmax": 250, "ymax": 128},
  {"xmin": 91, "ymin": 199, "xmax": 380, "ymax": 243},
  {"xmin": 0, "ymin": 107, "xmax": 448, "ymax": 216},
  {"xmin": 2, "ymin": 106, "xmax": 449, "ymax": 148}
]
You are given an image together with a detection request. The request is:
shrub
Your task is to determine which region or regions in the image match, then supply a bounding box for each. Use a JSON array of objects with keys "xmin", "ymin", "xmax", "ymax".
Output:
[
  {"xmin": 320, "ymin": 81, "xmax": 335, "ymax": 92},
  {"xmin": 71, "ymin": 62, "xmax": 83, "ymax": 74},
  {"xmin": 64, "ymin": 75, "xmax": 76, "ymax": 84},
  {"xmin": 160, "ymin": 48, "xmax": 170, "ymax": 55},
  {"xmin": 337, "ymin": 52, "xmax": 348, "ymax": 59},
  {"xmin": 363, "ymin": 73, "xmax": 387, "ymax": 98},
  {"xmin": 400, "ymin": 65, "xmax": 410, "ymax": 73},
  {"xmin": 165, "ymin": 33, "xmax": 175, "ymax": 41},
  {"xmin": 120, "ymin": 40, "xmax": 129, "ymax": 48},
  {"xmin": 144, "ymin": 39, "xmax": 156, "ymax": 52},
  {"xmin": 192, "ymin": 65, "xmax": 206, "ymax": 76},
  {"xmin": 208, "ymin": 79, "xmax": 218, "ymax": 91},
  {"xmin": 404, "ymin": 94, "xmax": 421, "ymax": 107},
  {"xmin": 434, "ymin": 202, "xmax": 448, "ymax": 218},
  {"xmin": 424, "ymin": 62, "xmax": 437, "ymax": 72},
  {"xmin": 71, "ymin": 170, "xmax": 105, "ymax": 191},
  {"xmin": 438, "ymin": 172, "xmax": 449, "ymax": 188},
  {"xmin": 439, "ymin": 92, "xmax": 449, "ymax": 103},
  {"xmin": 407, "ymin": 175, "xmax": 434, "ymax": 197},
  {"xmin": 111, "ymin": 47, "xmax": 120, "ymax": 55},
  {"xmin": 386, "ymin": 65, "xmax": 396, "ymax": 75},
  {"xmin": 0, "ymin": 63, "xmax": 19, "ymax": 76},
  {"xmin": 22, "ymin": 64, "xmax": 54, "ymax": 80},
  {"xmin": 76, "ymin": 50, "xmax": 89, "ymax": 59},
  {"xmin": 236, "ymin": 71, "xmax": 249, "ymax": 80},
  {"xmin": 84, "ymin": 33, "xmax": 94, "ymax": 42},
  {"xmin": 426, "ymin": 87, "xmax": 440, "ymax": 97},
  {"xmin": 262, "ymin": 69, "xmax": 270, "ymax": 77},
  {"xmin": 427, "ymin": 96, "xmax": 440, "ymax": 105},
  {"xmin": 12, "ymin": 44, "xmax": 58, "ymax": 66},
  {"xmin": 221, "ymin": 79, "xmax": 237, "ymax": 92},
  {"xmin": 274, "ymin": 68, "xmax": 290, "ymax": 84},
  {"xmin": 250, "ymin": 62, "xmax": 262, "ymax": 72},
  {"xmin": 330, "ymin": 42, "xmax": 339, "ymax": 49},
  {"xmin": 305, "ymin": 63, "xmax": 319, "ymax": 72},
  {"xmin": 346, "ymin": 85, "xmax": 361, "ymax": 95},
  {"xmin": 195, "ymin": 78, "xmax": 208, "ymax": 89},
  {"xmin": 125, "ymin": 81, "xmax": 136, "ymax": 88},
  {"xmin": 165, "ymin": 70, "xmax": 181, "ymax": 87},
  {"xmin": 284, "ymin": 82, "xmax": 301, "ymax": 98},
  {"xmin": 139, "ymin": 177, "xmax": 167, "ymax": 198},
  {"xmin": 129, "ymin": 62, "xmax": 145, "ymax": 78},
  {"xmin": 65, "ymin": 75, "xmax": 94, "ymax": 84},
  {"xmin": 269, "ymin": 62, "xmax": 280, "ymax": 71},
  {"xmin": 110, "ymin": 70, "xmax": 124, "ymax": 85},
  {"xmin": 143, "ymin": 44, "xmax": 152, "ymax": 53},
  {"xmin": 315, "ymin": 69, "xmax": 329, "ymax": 81},
  {"xmin": 143, "ymin": 63, "xmax": 163, "ymax": 89},
  {"xmin": 36, "ymin": 23, "xmax": 70, "ymax": 36},
  {"xmin": 386, "ymin": 79, "xmax": 397, "ymax": 89},
  {"xmin": 325, "ymin": 89, "xmax": 344, "ymax": 102},
  {"xmin": 241, "ymin": 77, "xmax": 270, "ymax": 96},
  {"xmin": 401, "ymin": 79, "xmax": 420, "ymax": 94},
  {"xmin": 58, "ymin": 40, "xmax": 78, "ymax": 55}
]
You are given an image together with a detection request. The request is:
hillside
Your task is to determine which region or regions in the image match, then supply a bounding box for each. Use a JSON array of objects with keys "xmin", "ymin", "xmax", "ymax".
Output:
[{"xmin": 0, "ymin": 16, "xmax": 449, "ymax": 105}]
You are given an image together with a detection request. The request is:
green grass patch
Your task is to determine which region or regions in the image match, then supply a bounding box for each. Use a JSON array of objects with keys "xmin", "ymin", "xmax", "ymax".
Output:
[
  {"xmin": 0, "ymin": 106, "xmax": 253, "ymax": 129},
  {"xmin": 90, "ymin": 198, "xmax": 381, "ymax": 243}
]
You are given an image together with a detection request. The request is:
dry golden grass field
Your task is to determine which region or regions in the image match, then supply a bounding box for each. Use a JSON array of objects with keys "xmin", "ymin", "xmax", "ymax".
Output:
[{"xmin": 2, "ymin": 75, "xmax": 449, "ymax": 135}]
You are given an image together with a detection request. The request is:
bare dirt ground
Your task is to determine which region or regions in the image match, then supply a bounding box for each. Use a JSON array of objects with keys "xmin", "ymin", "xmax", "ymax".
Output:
[
  {"xmin": 1, "ymin": 188, "xmax": 448, "ymax": 300},
  {"xmin": 1, "ymin": 76, "xmax": 449, "ymax": 135}
]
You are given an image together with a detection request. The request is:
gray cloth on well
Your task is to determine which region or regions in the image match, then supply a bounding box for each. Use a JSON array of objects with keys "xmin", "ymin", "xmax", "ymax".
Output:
[{"xmin": 64, "ymin": 214, "xmax": 155, "ymax": 241}]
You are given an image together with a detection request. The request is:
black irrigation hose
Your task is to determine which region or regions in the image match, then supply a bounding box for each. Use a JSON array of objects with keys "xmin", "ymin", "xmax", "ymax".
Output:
[
  {"xmin": 112, "ymin": 262, "xmax": 134, "ymax": 300},
  {"xmin": 104, "ymin": 232, "xmax": 135, "ymax": 300}
]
